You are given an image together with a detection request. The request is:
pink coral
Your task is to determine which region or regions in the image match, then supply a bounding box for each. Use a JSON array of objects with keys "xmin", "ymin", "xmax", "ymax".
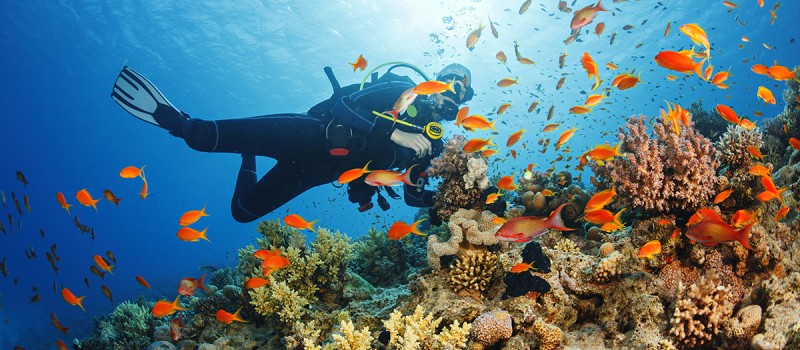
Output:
[{"xmin": 594, "ymin": 115, "xmax": 719, "ymax": 214}]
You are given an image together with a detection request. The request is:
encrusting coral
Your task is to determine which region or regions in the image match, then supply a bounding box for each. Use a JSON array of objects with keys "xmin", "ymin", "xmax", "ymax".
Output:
[
  {"xmin": 469, "ymin": 310, "xmax": 513, "ymax": 349},
  {"xmin": 533, "ymin": 318, "xmax": 563, "ymax": 350},
  {"xmin": 592, "ymin": 115, "xmax": 719, "ymax": 215}
]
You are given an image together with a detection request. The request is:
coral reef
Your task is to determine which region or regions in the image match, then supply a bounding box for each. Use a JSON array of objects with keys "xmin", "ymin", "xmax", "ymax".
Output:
[
  {"xmin": 428, "ymin": 135, "xmax": 484, "ymax": 219},
  {"xmin": 469, "ymin": 310, "xmax": 513, "ymax": 349},
  {"xmin": 688, "ymin": 100, "xmax": 728, "ymax": 142},
  {"xmin": 449, "ymin": 249, "xmax": 497, "ymax": 300},
  {"xmin": 383, "ymin": 305, "xmax": 472, "ymax": 350},
  {"xmin": 592, "ymin": 251, "xmax": 624, "ymax": 283},
  {"xmin": 669, "ymin": 273, "xmax": 733, "ymax": 349},
  {"xmin": 592, "ymin": 115, "xmax": 719, "ymax": 216},
  {"xmin": 463, "ymin": 157, "xmax": 489, "ymax": 190},
  {"xmin": 533, "ymin": 318, "xmax": 563, "ymax": 350},
  {"xmin": 503, "ymin": 242, "xmax": 552, "ymax": 298},
  {"xmin": 427, "ymin": 209, "xmax": 500, "ymax": 270},
  {"xmin": 75, "ymin": 300, "xmax": 154, "ymax": 350},
  {"xmin": 715, "ymin": 124, "xmax": 763, "ymax": 169},
  {"xmin": 350, "ymin": 226, "xmax": 426, "ymax": 287}
]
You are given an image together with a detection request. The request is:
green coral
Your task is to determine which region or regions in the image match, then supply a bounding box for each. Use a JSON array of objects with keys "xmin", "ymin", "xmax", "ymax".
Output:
[
  {"xmin": 350, "ymin": 226, "xmax": 427, "ymax": 287},
  {"xmin": 75, "ymin": 300, "xmax": 153, "ymax": 350}
]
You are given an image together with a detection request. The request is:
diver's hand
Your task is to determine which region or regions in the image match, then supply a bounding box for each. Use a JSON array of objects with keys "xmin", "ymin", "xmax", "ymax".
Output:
[{"xmin": 390, "ymin": 129, "xmax": 432, "ymax": 157}]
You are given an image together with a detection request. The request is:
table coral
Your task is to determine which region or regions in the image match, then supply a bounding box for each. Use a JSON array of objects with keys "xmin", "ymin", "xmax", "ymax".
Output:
[
  {"xmin": 596, "ymin": 115, "xmax": 719, "ymax": 215},
  {"xmin": 669, "ymin": 273, "xmax": 733, "ymax": 348}
]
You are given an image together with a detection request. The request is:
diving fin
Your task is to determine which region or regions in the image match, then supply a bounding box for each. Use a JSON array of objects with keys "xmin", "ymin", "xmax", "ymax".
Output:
[{"xmin": 111, "ymin": 66, "xmax": 188, "ymax": 135}]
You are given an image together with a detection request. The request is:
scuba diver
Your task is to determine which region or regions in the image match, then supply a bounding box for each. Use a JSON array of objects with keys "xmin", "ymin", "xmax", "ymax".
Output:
[{"xmin": 111, "ymin": 62, "xmax": 479, "ymax": 223}]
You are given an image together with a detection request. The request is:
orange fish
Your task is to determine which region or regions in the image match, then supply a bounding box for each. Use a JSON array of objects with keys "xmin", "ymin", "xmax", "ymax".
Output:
[
  {"xmin": 747, "ymin": 145, "xmax": 763, "ymax": 160},
  {"xmin": 760, "ymin": 175, "xmax": 787, "ymax": 204},
  {"xmin": 414, "ymin": 80, "xmax": 455, "ymax": 95},
  {"xmin": 587, "ymin": 143, "xmax": 622, "ymax": 164},
  {"xmin": 722, "ymin": 1, "xmax": 738, "ymax": 8},
  {"xmin": 496, "ymin": 50, "xmax": 507, "ymax": 64},
  {"xmin": 385, "ymin": 88, "xmax": 418, "ymax": 122},
  {"xmin": 466, "ymin": 23, "xmax": 486, "ymax": 49},
  {"xmin": 757, "ymin": 86, "xmax": 776, "ymax": 104},
  {"xmin": 216, "ymin": 307, "xmax": 248, "ymax": 324},
  {"xmin": 518, "ymin": 57, "xmax": 536, "ymax": 65},
  {"xmin": 606, "ymin": 62, "xmax": 619, "ymax": 70},
  {"xmin": 569, "ymin": 105, "xmax": 592, "ymax": 114},
  {"xmin": 136, "ymin": 275, "xmax": 151, "ymax": 289},
  {"xmin": 751, "ymin": 64, "xmax": 769, "ymax": 75},
  {"xmin": 387, "ymin": 219, "xmax": 427, "ymax": 240},
  {"xmin": 461, "ymin": 115, "xmax": 497, "ymax": 130},
  {"xmin": 178, "ymin": 274, "xmax": 208, "ymax": 296},
  {"xmin": 364, "ymin": 165, "xmax": 418, "ymax": 187},
  {"xmin": 506, "ymin": 129, "xmax": 526, "ymax": 147},
  {"xmin": 586, "ymin": 187, "xmax": 616, "ymax": 211},
  {"xmin": 637, "ymin": 240, "xmax": 662, "ymax": 259},
  {"xmin": 75, "ymin": 189, "xmax": 101, "ymax": 211},
  {"xmin": 510, "ymin": 262, "xmax": 534, "ymax": 273},
  {"xmin": 140, "ymin": 177, "xmax": 150, "ymax": 199},
  {"xmin": 497, "ymin": 102, "xmax": 512, "ymax": 115},
  {"xmin": 542, "ymin": 123, "xmax": 561, "ymax": 133},
  {"xmin": 497, "ymin": 77, "xmax": 519, "ymax": 87},
  {"xmin": 244, "ymin": 277, "xmax": 270, "ymax": 289},
  {"xmin": 152, "ymin": 295, "xmax": 186, "ymax": 318},
  {"xmin": 485, "ymin": 191, "xmax": 503, "ymax": 205},
  {"xmin": 102, "ymin": 190, "xmax": 122, "ymax": 207},
  {"xmin": 711, "ymin": 70, "xmax": 732, "ymax": 86},
  {"xmin": 715, "ymin": 104, "xmax": 741, "ymax": 124},
  {"xmin": 176, "ymin": 227, "xmax": 211, "ymax": 242},
  {"xmin": 463, "ymin": 137, "xmax": 495, "ymax": 153},
  {"xmin": 581, "ymin": 52, "xmax": 602, "ymax": 90},
  {"xmin": 584, "ymin": 93, "xmax": 605, "ymax": 107},
  {"xmin": 570, "ymin": 0, "xmax": 607, "ymax": 30},
  {"xmin": 758, "ymin": 0, "xmax": 764, "ymax": 7},
  {"xmin": 455, "ymin": 107, "xmax": 469, "ymax": 127},
  {"xmin": 774, "ymin": 206, "xmax": 790, "ymax": 221},
  {"xmin": 541, "ymin": 189, "xmax": 555, "ymax": 197},
  {"xmin": 713, "ymin": 189, "xmax": 733, "ymax": 204},
  {"xmin": 555, "ymin": 127, "xmax": 577, "ymax": 150},
  {"xmin": 686, "ymin": 219, "xmax": 753, "ymax": 250},
  {"xmin": 170, "ymin": 314, "xmax": 185, "ymax": 341},
  {"xmin": 595, "ymin": 22, "xmax": 605, "ymax": 37},
  {"xmin": 179, "ymin": 203, "xmax": 209, "ymax": 226},
  {"xmin": 283, "ymin": 214, "xmax": 317, "ymax": 232},
  {"xmin": 666, "ymin": 75, "xmax": 678, "ymax": 81},
  {"xmin": 61, "ymin": 287, "xmax": 86, "ymax": 312},
  {"xmin": 749, "ymin": 164, "xmax": 771, "ymax": 176},
  {"xmin": 349, "ymin": 54, "xmax": 367, "ymax": 72},
  {"xmin": 583, "ymin": 209, "xmax": 616, "ymax": 225},
  {"xmin": 56, "ymin": 192, "xmax": 72, "ymax": 215},
  {"xmin": 119, "ymin": 165, "xmax": 145, "ymax": 179},
  {"xmin": 767, "ymin": 65, "xmax": 798, "ymax": 81},
  {"xmin": 56, "ymin": 340, "xmax": 69, "ymax": 350},
  {"xmin": 496, "ymin": 175, "xmax": 519, "ymax": 191},
  {"xmin": 679, "ymin": 23, "xmax": 711, "ymax": 54},
  {"xmin": 730, "ymin": 209, "xmax": 757, "ymax": 228},
  {"xmin": 260, "ymin": 254, "xmax": 290, "ymax": 272},
  {"xmin": 491, "ymin": 217, "xmax": 507, "ymax": 225},
  {"xmin": 789, "ymin": 138, "xmax": 800, "ymax": 151},
  {"xmin": 495, "ymin": 204, "xmax": 576, "ymax": 243},
  {"xmin": 480, "ymin": 149, "xmax": 498, "ymax": 158},
  {"xmin": 654, "ymin": 50, "xmax": 705, "ymax": 79},
  {"xmin": 338, "ymin": 161, "xmax": 372, "ymax": 185},
  {"xmin": 93, "ymin": 255, "xmax": 114, "ymax": 275},
  {"xmin": 50, "ymin": 313, "xmax": 68, "ymax": 335},
  {"xmin": 738, "ymin": 119, "xmax": 757, "ymax": 130},
  {"xmin": 613, "ymin": 72, "xmax": 643, "ymax": 90}
]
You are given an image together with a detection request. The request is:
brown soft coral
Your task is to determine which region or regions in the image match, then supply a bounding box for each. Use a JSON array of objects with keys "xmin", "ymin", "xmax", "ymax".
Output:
[
  {"xmin": 669, "ymin": 273, "xmax": 734, "ymax": 349},
  {"xmin": 428, "ymin": 135, "xmax": 484, "ymax": 218},
  {"xmin": 593, "ymin": 115, "xmax": 719, "ymax": 216}
]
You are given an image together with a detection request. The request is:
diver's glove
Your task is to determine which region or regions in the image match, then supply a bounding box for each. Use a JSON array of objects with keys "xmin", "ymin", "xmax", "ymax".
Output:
[{"xmin": 390, "ymin": 129, "xmax": 432, "ymax": 157}]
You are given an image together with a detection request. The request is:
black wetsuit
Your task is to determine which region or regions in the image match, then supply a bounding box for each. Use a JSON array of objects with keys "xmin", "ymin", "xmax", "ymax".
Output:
[{"xmin": 178, "ymin": 77, "xmax": 442, "ymax": 223}]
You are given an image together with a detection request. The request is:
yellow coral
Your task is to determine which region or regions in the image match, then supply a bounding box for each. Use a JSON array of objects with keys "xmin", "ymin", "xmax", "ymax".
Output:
[
  {"xmin": 448, "ymin": 249, "xmax": 497, "ymax": 299},
  {"xmin": 533, "ymin": 319, "xmax": 563, "ymax": 350},
  {"xmin": 554, "ymin": 238, "xmax": 579, "ymax": 253},
  {"xmin": 384, "ymin": 305, "xmax": 471, "ymax": 350},
  {"xmin": 328, "ymin": 319, "xmax": 373, "ymax": 350},
  {"xmin": 248, "ymin": 278, "xmax": 309, "ymax": 325},
  {"xmin": 593, "ymin": 251, "xmax": 623, "ymax": 283}
]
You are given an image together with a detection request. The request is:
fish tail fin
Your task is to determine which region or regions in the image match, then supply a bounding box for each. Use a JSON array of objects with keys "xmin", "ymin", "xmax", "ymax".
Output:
[
  {"xmin": 201, "ymin": 202, "xmax": 208, "ymax": 217},
  {"xmin": 362, "ymin": 160, "xmax": 372, "ymax": 173},
  {"xmin": 139, "ymin": 165, "xmax": 147, "ymax": 180},
  {"xmin": 386, "ymin": 109, "xmax": 399, "ymax": 124},
  {"xmin": 548, "ymin": 204, "xmax": 576, "ymax": 231},
  {"xmin": 411, "ymin": 219, "xmax": 428, "ymax": 236},
  {"xmin": 489, "ymin": 120, "xmax": 497, "ymax": 131},
  {"xmin": 613, "ymin": 208, "xmax": 626, "ymax": 225},
  {"xmin": 198, "ymin": 274, "xmax": 210, "ymax": 293},
  {"xmin": 172, "ymin": 295, "xmax": 186, "ymax": 310},
  {"xmin": 77, "ymin": 296, "xmax": 86, "ymax": 312},
  {"xmin": 737, "ymin": 223, "xmax": 754, "ymax": 250},
  {"xmin": 200, "ymin": 228, "xmax": 211, "ymax": 243},
  {"xmin": 695, "ymin": 58, "xmax": 708, "ymax": 81},
  {"xmin": 401, "ymin": 164, "xmax": 419, "ymax": 186},
  {"xmin": 233, "ymin": 307, "xmax": 248, "ymax": 322},
  {"xmin": 595, "ymin": 0, "xmax": 607, "ymax": 11},
  {"xmin": 308, "ymin": 220, "xmax": 319, "ymax": 232},
  {"xmin": 349, "ymin": 62, "xmax": 358, "ymax": 72},
  {"xmin": 447, "ymin": 79, "xmax": 456, "ymax": 94},
  {"xmin": 65, "ymin": 204, "xmax": 72, "ymax": 215}
]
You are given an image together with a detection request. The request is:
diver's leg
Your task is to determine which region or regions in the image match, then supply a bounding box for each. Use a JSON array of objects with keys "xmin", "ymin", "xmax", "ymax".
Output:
[
  {"xmin": 230, "ymin": 161, "xmax": 330, "ymax": 223},
  {"xmin": 181, "ymin": 114, "xmax": 327, "ymax": 159}
]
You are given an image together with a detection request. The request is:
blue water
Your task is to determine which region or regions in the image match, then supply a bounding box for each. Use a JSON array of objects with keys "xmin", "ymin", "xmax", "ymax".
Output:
[{"xmin": 0, "ymin": 1, "xmax": 797, "ymax": 348}]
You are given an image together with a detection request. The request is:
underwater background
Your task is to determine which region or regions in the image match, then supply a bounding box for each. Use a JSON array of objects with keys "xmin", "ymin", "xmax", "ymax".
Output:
[{"xmin": 1, "ymin": 0, "xmax": 799, "ymax": 349}]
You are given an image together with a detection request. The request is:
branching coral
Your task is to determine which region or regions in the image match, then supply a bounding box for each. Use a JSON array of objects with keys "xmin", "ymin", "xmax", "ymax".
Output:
[
  {"xmin": 669, "ymin": 273, "xmax": 733, "ymax": 349},
  {"xmin": 595, "ymin": 115, "xmax": 719, "ymax": 215},
  {"xmin": 326, "ymin": 319, "xmax": 374, "ymax": 350},
  {"xmin": 74, "ymin": 300, "xmax": 153, "ymax": 350},
  {"xmin": 593, "ymin": 251, "xmax": 624, "ymax": 283},
  {"xmin": 449, "ymin": 249, "xmax": 497, "ymax": 300},
  {"xmin": 249, "ymin": 278, "xmax": 310, "ymax": 326},
  {"xmin": 351, "ymin": 226, "xmax": 426, "ymax": 287},
  {"xmin": 383, "ymin": 305, "xmax": 471, "ymax": 350},
  {"xmin": 428, "ymin": 135, "xmax": 484, "ymax": 218}
]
